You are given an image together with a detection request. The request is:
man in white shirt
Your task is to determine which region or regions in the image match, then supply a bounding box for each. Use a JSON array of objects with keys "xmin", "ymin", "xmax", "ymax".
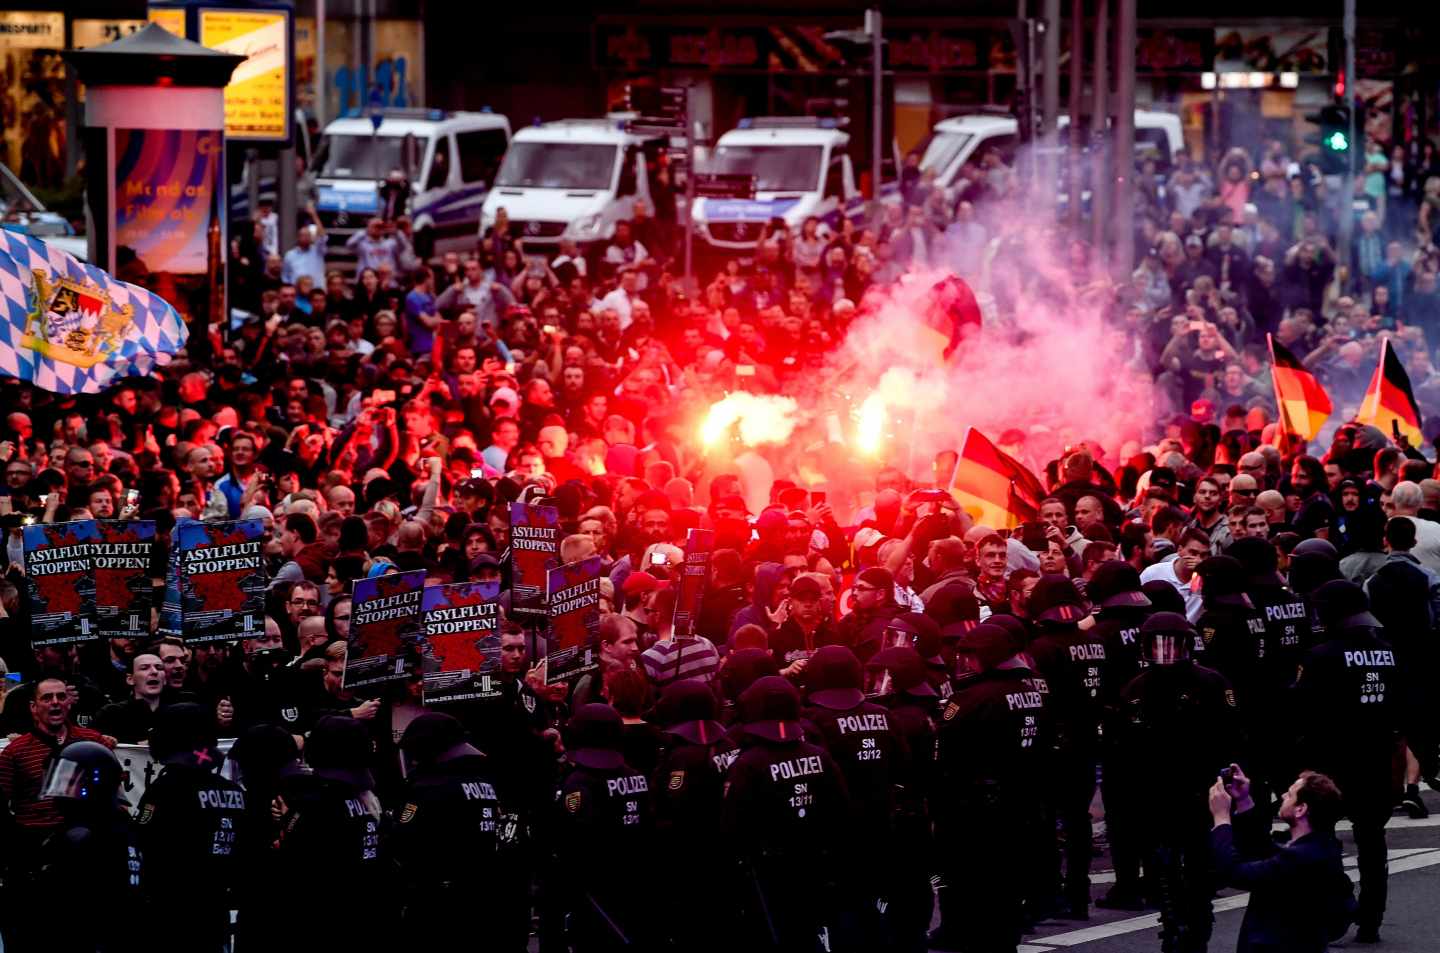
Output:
[
  {"xmin": 281, "ymin": 215, "xmax": 327, "ymax": 286},
  {"xmin": 603, "ymin": 220, "xmax": 649, "ymax": 284},
  {"xmin": 1390, "ymin": 481, "xmax": 1440, "ymax": 573},
  {"xmin": 1140, "ymin": 528, "xmax": 1210, "ymax": 620},
  {"xmin": 600, "ymin": 270, "xmax": 641, "ymax": 331},
  {"xmin": 552, "ymin": 238, "xmax": 588, "ymax": 282}
]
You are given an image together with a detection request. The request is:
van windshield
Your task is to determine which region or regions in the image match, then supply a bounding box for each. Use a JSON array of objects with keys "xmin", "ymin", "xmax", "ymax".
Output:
[
  {"xmin": 495, "ymin": 142, "xmax": 617, "ymax": 190},
  {"xmin": 915, "ymin": 131, "xmax": 972, "ymax": 175},
  {"xmin": 316, "ymin": 134, "xmax": 408, "ymax": 180},
  {"xmin": 708, "ymin": 145, "xmax": 823, "ymax": 193}
]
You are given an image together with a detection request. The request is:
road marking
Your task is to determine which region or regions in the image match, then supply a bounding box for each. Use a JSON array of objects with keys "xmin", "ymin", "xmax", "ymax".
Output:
[{"xmin": 1026, "ymin": 848, "xmax": 1440, "ymax": 948}]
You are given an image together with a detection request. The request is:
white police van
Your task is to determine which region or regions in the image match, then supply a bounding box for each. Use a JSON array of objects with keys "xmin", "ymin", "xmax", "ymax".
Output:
[
  {"xmin": 479, "ymin": 119, "xmax": 671, "ymax": 253},
  {"xmin": 693, "ymin": 117, "xmax": 862, "ymax": 253},
  {"xmin": 917, "ymin": 109, "xmax": 1184, "ymax": 197},
  {"xmin": 313, "ymin": 109, "xmax": 511, "ymax": 259}
]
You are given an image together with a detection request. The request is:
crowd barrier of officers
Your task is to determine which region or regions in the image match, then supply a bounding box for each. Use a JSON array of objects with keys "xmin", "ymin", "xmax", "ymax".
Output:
[{"xmin": 4, "ymin": 544, "xmax": 1415, "ymax": 953}]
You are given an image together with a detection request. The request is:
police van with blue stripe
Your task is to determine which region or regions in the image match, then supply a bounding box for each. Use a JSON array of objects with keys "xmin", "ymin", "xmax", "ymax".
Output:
[
  {"xmin": 313, "ymin": 109, "xmax": 511, "ymax": 260},
  {"xmin": 692, "ymin": 117, "xmax": 864, "ymax": 253}
]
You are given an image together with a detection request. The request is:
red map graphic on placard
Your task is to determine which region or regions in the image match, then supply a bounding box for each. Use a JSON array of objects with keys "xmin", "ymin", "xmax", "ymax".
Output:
[
  {"xmin": 427, "ymin": 586, "xmax": 496, "ymax": 672},
  {"xmin": 94, "ymin": 526, "xmax": 147, "ymax": 611},
  {"xmin": 354, "ymin": 572, "xmax": 420, "ymax": 658},
  {"xmin": 31, "ymin": 524, "xmax": 89, "ymax": 614},
  {"xmin": 548, "ymin": 558, "xmax": 600, "ymax": 650},
  {"xmin": 186, "ymin": 527, "xmax": 258, "ymax": 611}
]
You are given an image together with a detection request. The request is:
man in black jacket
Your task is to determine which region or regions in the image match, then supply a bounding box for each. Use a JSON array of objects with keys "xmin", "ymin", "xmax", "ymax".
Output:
[{"xmin": 1209, "ymin": 766, "xmax": 1355, "ymax": 953}]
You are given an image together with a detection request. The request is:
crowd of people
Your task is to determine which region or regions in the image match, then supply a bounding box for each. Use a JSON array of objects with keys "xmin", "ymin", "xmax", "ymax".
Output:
[{"xmin": 1, "ymin": 124, "xmax": 1439, "ymax": 953}]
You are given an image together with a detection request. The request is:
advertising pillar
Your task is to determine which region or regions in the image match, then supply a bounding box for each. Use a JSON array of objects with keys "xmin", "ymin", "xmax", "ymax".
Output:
[{"xmin": 63, "ymin": 24, "xmax": 241, "ymax": 361}]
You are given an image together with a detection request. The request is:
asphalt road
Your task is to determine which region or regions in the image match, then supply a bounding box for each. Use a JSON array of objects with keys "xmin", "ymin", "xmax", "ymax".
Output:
[{"xmin": 1003, "ymin": 789, "xmax": 1440, "ymax": 953}]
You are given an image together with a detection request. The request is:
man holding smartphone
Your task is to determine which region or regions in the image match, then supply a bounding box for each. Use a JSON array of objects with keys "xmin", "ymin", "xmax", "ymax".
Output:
[{"xmin": 1210, "ymin": 766, "xmax": 1354, "ymax": 952}]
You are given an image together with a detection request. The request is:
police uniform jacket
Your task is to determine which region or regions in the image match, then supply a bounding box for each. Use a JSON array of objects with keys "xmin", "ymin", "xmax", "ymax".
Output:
[
  {"xmin": 392, "ymin": 752, "xmax": 503, "ymax": 890},
  {"xmin": 935, "ymin": 667, "xmax": 1049, "ymax": 805},
  {"xmin": 1293, "ymin": 627, "xmax": 1401, "ymax": 791},
  {"xmin": 1026, "ymin": 625, "xmax": 1107, "ymax": 750}
]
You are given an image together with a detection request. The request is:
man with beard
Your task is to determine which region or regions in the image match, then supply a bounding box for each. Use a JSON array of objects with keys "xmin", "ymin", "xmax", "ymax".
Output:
[
  {"xmin": 835, "ymin": 567, "xmax": 906, "ymax": 662},
  {"xmin": 1186, "ymin": 477, "xmax": 1231, "ymax": 551},
  {"xmin": 1290, "ymin": 456, "xmax": 1336, "ymax": 540}
]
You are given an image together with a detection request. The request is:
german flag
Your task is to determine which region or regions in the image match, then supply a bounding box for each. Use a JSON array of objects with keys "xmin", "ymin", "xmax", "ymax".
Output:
[
  {"xmin": 950, "ymin": 427, "xmax": 1047, "ymax": 530},
  {"xmin": 1358, "ymin": 337, "xmax": 1423, "ymax": 445},
  {"xmin": 1268, "ymin": 334, "xmax": 1332, "ymax": 441}
]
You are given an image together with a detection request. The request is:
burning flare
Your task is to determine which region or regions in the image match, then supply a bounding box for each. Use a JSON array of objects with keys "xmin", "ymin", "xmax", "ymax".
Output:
[
  {"xmin": 856, "ymin": 393, "xmax": 886, "ymax": 456},
  {"xmin": 701, "ymin": 393, "xmax": 801, "ymax": 448}
]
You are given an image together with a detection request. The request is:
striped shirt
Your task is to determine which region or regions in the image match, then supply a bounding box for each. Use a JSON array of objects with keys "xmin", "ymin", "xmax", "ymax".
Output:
[
  {"xmin": 640, "ymin": 636, "xmax": 721, "ymax": 689},
  {"xmin": 0, "ymin": 725, "xmax": 109, "ymax": 833}
]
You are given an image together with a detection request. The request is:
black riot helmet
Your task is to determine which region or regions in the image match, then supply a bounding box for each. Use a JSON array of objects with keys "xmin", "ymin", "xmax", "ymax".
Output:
[
  {"xmin": 952, "ymin": 623, "xmax": 1021, "ymax": 684},
  {"xmin": 1312, "ymin": 579, "xmax": 1381, "ymax": 634},
  {"xmin": 40, "ymin": 740, "xmax": 122, "ymax": 807},
  {"xmin": 1138, "ymin": 611, "xmax": 1195, "ymax": 666}
]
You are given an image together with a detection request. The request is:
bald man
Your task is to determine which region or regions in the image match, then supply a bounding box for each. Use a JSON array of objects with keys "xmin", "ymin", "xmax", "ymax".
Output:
[
  {"xmin": 1228, "ymin": 473, "xmax": 1259, "ymax": 509},
  {"xmin": 535, "ymin": 424, "xmax": 584, "ymax": 484},
  {"xmin": 325, "ymin": 484, "xmax": 356, "ymax": 518}
]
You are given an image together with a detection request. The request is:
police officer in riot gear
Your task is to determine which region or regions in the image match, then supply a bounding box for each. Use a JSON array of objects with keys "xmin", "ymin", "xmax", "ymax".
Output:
[
  {"xmin": 550, "ymin": 703, "xmax": 654, "ymax": 952},
  {"xmin": 276, "ymin": 714, "xmax": 392, "ymax": 949},
  {"xmin": 1194, "ymin": 556, "xmax": 1272, "ymax": 807},
  {"xmin": 1230, "ymin": 537, "xmax": 1312, "ymax": 790},
  {"xmin": 801, "ymin": 644, "xmax": 905, "ymax": 947},
  {"xmin": 867, "ymin": 646, "xmax": 939, "ymax": 953},
  {"xmin": 1089, "ymin": 561, "xmax": 1155, "ymax": 910},
  {"xmin": 29, "ymin": 740, "xmax": 138, "ymax": 953},
  {"xmin": 135, "ymin": 702, "xmax": 248, "ymax": 953},
  {"xmin": 392, "ymin": 712, "xmax": 511, "ymax": 947},
  {"xmin": 226, "ymin": 724, "xmax": 306, "ymax": 951},
  {"xmin": 651, "ymin": 679, "xmax": 730, "ymax": 949},
  {"xmin": 931, "ymin": 623, "xmax": 1050, "ymax": 952},
  {"xmin": 1026, "ymin": 574, "xmax": 1107, "ymax": 919},
  {"xmin": 1296, "ymin": 581, "xmax": 1402, "ymax": 943},
  {"xmin": 1118, "ymin": 612, "xmax": 1239, "ymax": 953},
  {"xmin": 721, "ymin": 676, "xmax": 851, "ymax": 952}
]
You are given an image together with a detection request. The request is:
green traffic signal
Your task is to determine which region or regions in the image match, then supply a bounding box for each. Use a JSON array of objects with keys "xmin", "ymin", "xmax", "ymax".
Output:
[{"xmin": 1324, "ymin": 130, "xmax": 1349, "ymax": 152}]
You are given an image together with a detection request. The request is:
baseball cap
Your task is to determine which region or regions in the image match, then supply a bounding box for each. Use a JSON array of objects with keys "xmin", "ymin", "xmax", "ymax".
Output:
[
  {"xmin": 623, "ymin": 571, "xmax": 664, "ymax": 596},
  {"xmin": 853, "ymin": 527, "xmax": 888, "ymax": 552},
  {"xmin": 788, "ymin": 574, "xmax": 823, "ymax": 601},
  {"xmin": 489, "ymin": 386, "xmax": 519, "ymax": 409}
]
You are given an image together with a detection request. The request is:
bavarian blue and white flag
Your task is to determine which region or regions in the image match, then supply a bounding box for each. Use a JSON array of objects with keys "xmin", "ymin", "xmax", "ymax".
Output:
[{"xmin": 0, "ymin": 231, "xmax": 186, "ymax": 394}]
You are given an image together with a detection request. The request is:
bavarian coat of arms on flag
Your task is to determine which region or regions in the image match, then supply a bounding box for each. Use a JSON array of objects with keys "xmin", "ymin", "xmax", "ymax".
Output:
[{"xmin": 0, "ymin": 231, "xmax": 186, "ymax": 394}]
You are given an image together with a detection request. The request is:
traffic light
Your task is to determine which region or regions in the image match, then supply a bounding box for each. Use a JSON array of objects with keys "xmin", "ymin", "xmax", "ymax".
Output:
[{"xmin": 1305, "ymin": 104, "xmax": 1360, "ymax": 175}]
